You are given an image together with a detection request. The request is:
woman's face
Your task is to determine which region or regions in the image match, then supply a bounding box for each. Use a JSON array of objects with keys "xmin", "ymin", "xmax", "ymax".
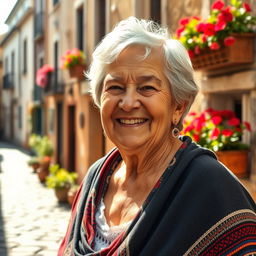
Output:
[{"xmin": 100, "ymin": 45, "xmax": 181, "ymax": 152}]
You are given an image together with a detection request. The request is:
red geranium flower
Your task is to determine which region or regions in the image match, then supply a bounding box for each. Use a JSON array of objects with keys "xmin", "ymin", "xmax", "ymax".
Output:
[
  {"xmin": 224, "ymin": 36, "xmax": 235, "ymax": 46},
  {"xmin": 218, "ymin": 9, "xmax": 233, "ymax": 23},
  {"xmin": 215, "ymin": 20, "xmax": 227, "ymax": 31},
  {"xmin": 193, "ymin": 134, "xmax": 200, "ymax": 142},
  {"xmin": 220, "ymin": 110, "xmax": 235, "ymax": 119},
  {"xmin": 179, "ymin": 17, "xmax": 190, "ymax": 26},
  {"xmin": 194, "ymin": 45, "xmax": 201, "ymax": 55},
  {"xmin": 243, "ymin": 3, "xmax": 251, "ymax": 12},
  {"xmin": 196, "ymin": 22, "xmax": 205, "ymax": 33},
  {"xmin": 188, "ymin": 50, "xmax": 195, "ymax": 58},
  {"xmin": 244, "ymin": 121, "xmax": 251, "ymax": 132},
  {"xmin": 203, "ymin": 23, "xmax": 216, "ymax": 36},
  {"xmin": 211, "ymin": 116, "xmax": 222, "ymax": 125},
  {"xmin": 228, "ymin": 117, "xmax": 240, "ymax": 126},
  {"xmin": 210, "ymin": 42, "xmax": 220, "ymax": 50},
  {"xmin": 222, "ymin": 129, "xmax": 233, "ymax": 137},
  {"xmin": 211, "ymin": 0, "xmax": 224, "ymax": 10},
  {"xmin": 211, "ymin": 127, "xmax": 220, "ymax": 139},
  {"xmin": 176, "ymin": 26, "xmax": 185, "ymax": 38}
]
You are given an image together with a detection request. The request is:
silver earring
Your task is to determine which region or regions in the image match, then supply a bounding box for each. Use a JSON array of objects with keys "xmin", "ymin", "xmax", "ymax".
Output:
[{"xmin": 172, "ymin": 122, "xmax": 180, "ymax": 138}]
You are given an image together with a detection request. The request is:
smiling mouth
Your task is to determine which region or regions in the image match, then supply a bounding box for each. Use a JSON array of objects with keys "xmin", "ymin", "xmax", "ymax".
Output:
[{"xmin": 117, "ymin": 118, "xmax": 148, "ymax": 125}]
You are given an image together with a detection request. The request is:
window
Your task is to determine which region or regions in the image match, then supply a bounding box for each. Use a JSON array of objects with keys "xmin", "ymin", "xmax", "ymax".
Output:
[
  {"xmin": 23, "ymin": 39, "xmax": 27, "ymax": 74},
  {"xmin": 53, "ymin": 0, "xmax": 59, "ymax": 6},
  {"xmin": 11, "ymin": 51, "xmax": 15, "ymax": 75},
  {"xmin": 54, "ymin": 41, "xmax": 59, "ymax": 85},
  {"xmin": 76, "ymin": 6, "xmax": 84, "ymax": 51},
  {"xmin": 150, "ymin": 0, "xmax": 161, "ymax": 24},
  {"xmin": 95, "ymin": 0, "xmax": 106, "ymax": 44},
  {"xmin": 18, "ymin": 105, "xmax": 22, "ymax": 129},
  {"xmin": 4, "ymin": 57, "xmax": 8, "ymax": 74}
]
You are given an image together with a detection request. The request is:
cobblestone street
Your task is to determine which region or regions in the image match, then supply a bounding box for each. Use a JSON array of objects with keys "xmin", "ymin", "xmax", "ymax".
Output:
[{"xmin": 0, "ymin": 141, "xmax": 70, "ymax": 256}]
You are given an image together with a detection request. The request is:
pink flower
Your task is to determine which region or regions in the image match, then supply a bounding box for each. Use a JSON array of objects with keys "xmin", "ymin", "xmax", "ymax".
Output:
[
  {"xmin": 179, "ymin": 17, "xmax": 190, "ymax": 26},
  {"xmin": 211, "ymin": 116, "xmax": 222, "ymax": 125},
  {"xmin": 210, "ymin": 42, "xmax": 220, "ymax": 50},
  {"xmin": 210, "ymin": 127, "xmax": 220, "ymax": 140},
  {"xmin": 243, "ymin": 3, "xmax": 251, "ymax": 12},
  {"xmin": 211, "ymin": 0, "xmax": 224, "ymax": 10},
  {"xmin": 228, "ymin": 117, "xmax": 240, "ymax": 126},
  {"xmin": 176, "ymin": 26, "xmax": 185, "ymax": 38},
  {"xmin": 224, "ymin": 36, "xmax": 235, "ymax": 46},
  {"xmin": 215, "ymin": 20, "xmax": 227, "ymax": 31},
  {"xmin": 222, "ymin": 129, "xmax": 233, "ymax": 137}
]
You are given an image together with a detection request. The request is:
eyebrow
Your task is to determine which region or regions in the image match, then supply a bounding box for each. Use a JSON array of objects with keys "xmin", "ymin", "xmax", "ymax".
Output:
[{"xmin": 105, "ymin": 75, "xmax": 162, "ymax": 85}]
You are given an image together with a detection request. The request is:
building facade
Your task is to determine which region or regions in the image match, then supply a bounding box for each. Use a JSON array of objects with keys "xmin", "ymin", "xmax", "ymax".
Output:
[
  {"xmin": 1, "ymin": 0, "xmax": 255, "ymax": 183},
  {"xmin": 1, "ymin": 0, "xmax": 34, "ymax": 147}
]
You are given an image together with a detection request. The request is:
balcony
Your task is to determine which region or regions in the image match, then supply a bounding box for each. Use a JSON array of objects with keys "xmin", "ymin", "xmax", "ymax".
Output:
[
  {"xmin": 34, "ymin": 12, "xmax": 44, "ymax": 39},
  {"xmin": 3, "ymin": 73, "xmax": 14, "ymax": 90},
  {"xmin": 44, "ymin": 69, "xmax": 64, "ymax": 95}
]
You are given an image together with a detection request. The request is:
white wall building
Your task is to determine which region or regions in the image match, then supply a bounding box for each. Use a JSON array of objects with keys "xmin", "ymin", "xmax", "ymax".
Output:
[{"xmin": 1, "ymin": 0, "xmax": 34, "ymax": 146}]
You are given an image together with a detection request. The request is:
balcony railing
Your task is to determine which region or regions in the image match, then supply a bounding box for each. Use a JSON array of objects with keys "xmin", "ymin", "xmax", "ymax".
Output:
[
  {"xmin": 3, "ymin": 73, "xmax": 14, "ymax": 90},
  {"xmin": 34, "ymin": 12, "xmax": 44, "ymax": 39},
  {"xmin": 45, "ymin": 69, "xmax": 64, "ymax": 95}
]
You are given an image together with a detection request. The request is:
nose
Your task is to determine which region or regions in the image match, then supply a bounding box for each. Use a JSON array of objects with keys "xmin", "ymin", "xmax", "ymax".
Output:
[{"xmin": 118, "ymin": 88, "xmax": 141, "ymax": 112}]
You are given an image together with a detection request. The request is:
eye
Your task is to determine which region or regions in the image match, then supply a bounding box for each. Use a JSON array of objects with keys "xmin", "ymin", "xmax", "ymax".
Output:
[
  {"xmin": 106, "ymin": 85, "xmax": 124, "ymax": 91},
  {"xmin": 138, "ymin": 85, "xmax": 158, "ymax": 95},
  {"xmin": 139, "ymin": 85, "xmax": 157, "ymax": 91}
]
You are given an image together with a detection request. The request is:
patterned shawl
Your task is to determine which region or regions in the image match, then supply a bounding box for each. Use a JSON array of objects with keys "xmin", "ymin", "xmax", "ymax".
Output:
[{"xmin": 58, "ymin": 136, "xmax": 256, "ymax": 256}]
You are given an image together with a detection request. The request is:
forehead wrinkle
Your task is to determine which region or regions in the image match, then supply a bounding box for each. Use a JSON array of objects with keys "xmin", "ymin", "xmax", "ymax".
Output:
[{"xmin": 105, "ymin": 73, "xmax": 162, "ymax": 86}]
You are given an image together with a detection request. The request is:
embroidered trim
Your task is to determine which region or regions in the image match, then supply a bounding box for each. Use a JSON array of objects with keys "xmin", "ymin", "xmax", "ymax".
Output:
[
  {"xmin": 63, "ymin": 239, "xmax": 73, "ymax": 256},
  {"xmin": 184, "ymin": 209, "xmax": 256, "ymax": 256}
]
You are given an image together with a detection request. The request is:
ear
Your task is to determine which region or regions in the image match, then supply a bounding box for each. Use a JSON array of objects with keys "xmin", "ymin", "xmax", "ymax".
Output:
[{"xmin": 172, "ymin": 102, "xmax": 187, "ymax": 124}]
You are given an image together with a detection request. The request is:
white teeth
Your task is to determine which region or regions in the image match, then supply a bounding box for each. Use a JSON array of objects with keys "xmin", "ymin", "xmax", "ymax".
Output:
[{"xmin": 119, "ymin": 118, "xmax": 146, "ymax": 125}]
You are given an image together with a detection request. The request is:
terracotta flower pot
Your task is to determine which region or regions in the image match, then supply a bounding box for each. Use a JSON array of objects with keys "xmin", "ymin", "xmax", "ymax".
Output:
[
  {"xmin": 55, "ymin": 187, "xmax": 70, "ymax": 203},
  {"xmin": 67, "ymin": 187, "xmax": 78, "ymax": 206},
  {"xmin": 191, "ymin": 34, "xmax": 254, "ymax": 71},
  {"xmin": 68, "ymin": 64, "xmax": 86, "ymax": 80},
  {"xmin": 216, "ymin": 150, "xmax": 249, "ymax": 178},
  {"xmin": 37, "ymin": 160, "xmax": 50, "ymax": 183}
]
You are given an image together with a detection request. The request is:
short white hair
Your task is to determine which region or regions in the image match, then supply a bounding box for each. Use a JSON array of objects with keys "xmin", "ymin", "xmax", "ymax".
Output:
[{"xmin": 86, "ymin": 16, "xmax": 198, "ymax": 129}]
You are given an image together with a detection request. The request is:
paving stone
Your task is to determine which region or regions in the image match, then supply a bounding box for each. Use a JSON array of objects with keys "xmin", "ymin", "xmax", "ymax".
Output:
[{"xmin": 0, "ymin": 141, "xmax": 70, "ymax": 255}]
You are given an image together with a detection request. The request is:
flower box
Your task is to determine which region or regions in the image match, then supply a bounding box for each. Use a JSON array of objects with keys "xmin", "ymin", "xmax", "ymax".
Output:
[
  {"xmin": 216, "ymin": 150, "xmax": 249, "ymax": 178},
  {"xmin": 191, "ymin": 34, "xmax": 255, "ymax": 71}
]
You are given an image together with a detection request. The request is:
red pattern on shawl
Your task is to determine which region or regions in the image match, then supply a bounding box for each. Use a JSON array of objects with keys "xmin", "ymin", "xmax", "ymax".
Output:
[{"xmin": 58, "ymin": 149, "xmax": 126, "ymax": 255}]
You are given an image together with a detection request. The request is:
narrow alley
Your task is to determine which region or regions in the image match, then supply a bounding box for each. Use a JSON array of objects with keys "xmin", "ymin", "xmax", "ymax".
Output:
[{"xmin": 0, "ymin": 141, "xmax": 70, "ymax": 256}]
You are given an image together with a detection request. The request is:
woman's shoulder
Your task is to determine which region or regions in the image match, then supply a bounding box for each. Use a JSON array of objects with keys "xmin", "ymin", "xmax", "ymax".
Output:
[{"xmin": 185, "ymin": 153, "xmax": 255, "ymax": 210}]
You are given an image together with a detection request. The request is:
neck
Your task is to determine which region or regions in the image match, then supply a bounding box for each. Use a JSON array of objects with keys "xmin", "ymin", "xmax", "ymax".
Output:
[{"xmin": 117, "ymin": 137, "xmax": 182, "ymax": 180}]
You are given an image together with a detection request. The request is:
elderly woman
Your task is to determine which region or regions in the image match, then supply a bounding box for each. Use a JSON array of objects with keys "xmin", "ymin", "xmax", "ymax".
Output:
[{"xmin": 58, "ymin": 17, "xmax": 256, "ymax": 256}]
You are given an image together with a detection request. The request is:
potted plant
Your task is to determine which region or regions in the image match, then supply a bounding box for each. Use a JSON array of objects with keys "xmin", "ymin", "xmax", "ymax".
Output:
[
  {"xmin": 67, "ymin": 184, "xmax": 79, "ymax": 206},
  {"xmin": 28, "ymin": 134, "xmax": 54, "ymax": 183},
  {"xmin": 182, "ymin": 108, "xmax": 251, "ymax": 177},
  {"xmin": 175, "ymin": 0, "xmax": 256, "ymax": 70},
  {"xmin": 61, "ymin": 48, "xmax": 86, "ymax": 80},
  {"xmin": 36, "ymin": 64, "xmax": 54, "ymax": 88},
  {"xmin": 46, "ymin": 164, "xmax": 78, "ymax": 203},
  {"xmin": 27, "ymin": 156, "xmax": 41, "ymax": 173}
]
